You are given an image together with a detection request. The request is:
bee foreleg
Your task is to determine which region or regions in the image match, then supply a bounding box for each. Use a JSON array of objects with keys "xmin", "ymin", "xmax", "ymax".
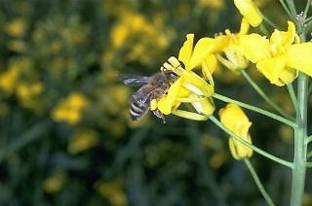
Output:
[{"xmin": 152, "ymin": 110, "xmax": 166, "ymax": 124}]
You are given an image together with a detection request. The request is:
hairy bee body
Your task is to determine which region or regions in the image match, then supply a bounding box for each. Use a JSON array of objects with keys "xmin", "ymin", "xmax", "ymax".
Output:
[{"xmin": 121, "ymin": 71, "xmax": 178, "ymax": 121}]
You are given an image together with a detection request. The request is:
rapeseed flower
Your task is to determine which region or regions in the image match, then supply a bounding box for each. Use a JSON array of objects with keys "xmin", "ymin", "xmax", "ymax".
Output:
[
  {"xmin": 219, "ymin": 103, "xmax": 253, "ymax": 160},
  {"xmin": 150, "ymin": 34, "xmax": 220, "ymax": 120},
  {"xmin": 237, "ymin": 21, "xmax": 312, "ymax": 86},
  {"xmin": 217, "ymin": 18, "xmax": 251, "ymax": 71}
]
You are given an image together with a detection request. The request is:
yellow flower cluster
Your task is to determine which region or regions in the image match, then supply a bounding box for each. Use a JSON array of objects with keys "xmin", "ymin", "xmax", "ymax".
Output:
[
  {"xmin": 52, "ymin": 93, "xmax": 89, "ymax": 125},
  {"xmin": 150, "ymin": 0, "xmax": 312, "ymax": 121},
  {"xmin": 0, "ymin": 58, "xmax": 44, "ymax": 112},
  {"xmin": 106, "ymin": 9, "xmax": 172, "ymax": 65}
]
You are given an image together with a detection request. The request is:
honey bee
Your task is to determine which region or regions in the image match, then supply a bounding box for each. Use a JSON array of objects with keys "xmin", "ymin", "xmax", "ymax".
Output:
[{"xmin": 120, "ymin": 70, "xmax": 178, "ymax": 123}]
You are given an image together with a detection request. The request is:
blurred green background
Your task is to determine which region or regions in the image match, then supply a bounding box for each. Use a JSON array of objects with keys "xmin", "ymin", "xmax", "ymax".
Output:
[{"xmin": 0, "ymin": 0, "xmax": 311, "ymax": 205}]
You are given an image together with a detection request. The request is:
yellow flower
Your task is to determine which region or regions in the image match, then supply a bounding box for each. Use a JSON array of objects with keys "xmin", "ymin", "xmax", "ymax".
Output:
[
  {"xmin": 52, "ymin": 93, "xmax": 89, "ymax": 125},
  {"xmin": 4, "ymin": 18, "xmax": 27, "ymax": 38},
  {"xmin": 198, "ymin": 0, "xmax": 224, "ymax": 9},
  {"xmin": 95, "ymin": 180, "xmax": 127, "ymax": 206},
  {"xmin": 217, "ymin": 18, "xmax": 251, "ymax": 71},
  {"xmin": 151, "ymin": 34, "xmax": 218, "ymax": 120},
  {"xmin": 219, "ymin": 103, "xmax": 253, "ymax": 160},
  {"xmin": 233, "ymin": 0, "xmax": 263, "ymax": 27},
  {"xmin": 238, "ymin": 21, "xmax": 312, "ymax": 86},
  {"xmin": 68, "ymin": 128, "xmax": 99, "ymax": 154},
  {"xmin": 0, "ymin": 66, "xmax": 20, "ymax": 94},
  {"xmin": 286, "ymin": 42, "xmax": 312, "ymax": 77},
  {"xmin": 43, "ymin": 172, "xmax": 66, "ymax": 194}
]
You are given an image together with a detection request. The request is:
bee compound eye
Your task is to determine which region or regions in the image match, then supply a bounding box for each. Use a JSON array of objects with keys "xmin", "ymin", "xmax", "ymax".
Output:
[{"xmin": 166, "ymin": 71, "xmax": 178, "ymax": 79}]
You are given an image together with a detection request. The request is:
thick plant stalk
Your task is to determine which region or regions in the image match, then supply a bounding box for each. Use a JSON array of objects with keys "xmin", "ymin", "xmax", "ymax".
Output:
[{"xmin": 290, "ymin": 73, "xmax": 308, "ymax": 206}]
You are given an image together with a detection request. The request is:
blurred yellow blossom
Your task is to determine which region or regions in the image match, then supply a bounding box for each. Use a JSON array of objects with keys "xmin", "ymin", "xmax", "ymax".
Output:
[
  {"xmin": 68, "ymin": 128, "xmax": 99, "ymax": 154},
  {"xmin": 198, "ymin": 0, "xmax": 224, "ymax": 9},
  {"xmin": 16, "ymin": 81, "xmax": 44, "ymax": 111},
  {"xmin": 0, "ymin": 67, "xmax": 20, "ymax": 94},
  {"xmin": 95, "ymin": 180, "xmax": 127, "ymax": 206},
  {"xmin": 219, "ymin": 103, "xmax": 253, "ymax": 160},
  {"xmin": 209, "ymin": 151, "xmax": 227, "ymax": 168},
  {"xmin": 108, "ymin": 9, "xmax": 172, "ymax": 64},
  {"xmin": 43, "ymin": 172, "xmax": 66, "ymax": 194},
  {"xmin": 4, "ymin": 18, "xmax": 27, "ymax": 38},
  {"xmin": 52, "ymin": 93, "xmax": 89, "ymax": 125},
  {"xmin": 16, "ymin": 82, "xmax": 43, "ymax": 101}
]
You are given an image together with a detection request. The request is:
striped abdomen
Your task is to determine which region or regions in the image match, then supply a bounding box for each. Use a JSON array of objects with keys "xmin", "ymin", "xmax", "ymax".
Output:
[{"xmin": 129, "ymin": 99, "xmax": 149, "ymax": 120}]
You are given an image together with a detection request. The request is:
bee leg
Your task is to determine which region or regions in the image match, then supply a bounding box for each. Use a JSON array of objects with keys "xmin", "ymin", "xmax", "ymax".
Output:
[{"xmin": 152, "ymin": 110, "xmax": 166, "ymax": 124}]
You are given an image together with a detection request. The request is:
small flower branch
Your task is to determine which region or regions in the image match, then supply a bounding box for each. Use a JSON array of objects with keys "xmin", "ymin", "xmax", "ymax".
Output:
[
  {"xmin": 304, "ymin": 0, "xmax": 311, "ymax": 17},
  {"xmin": 290, "ymin": 73, "xmax": 308, "ymax": 206},
  {"xmin": 241, "ymin": 70, "xmax": 293, "ymax": 120},
  {"xmin": 304, "ymin": 135, "xmax": 312, "ymax": 145},
  {"xmin": 262, "ymin": 16, "xmax": 279, "ymax": 29},
  {"xmin": 279, "ymin": 0, "xmax": 293, "ymax": 18},
  {"xmin": 290, "ymin": 13, "xmax": 309, "ymax": 205},
  {"xmin": 209, "ymin": 116, "xmax": 293, "ymax": 168},
  {"xmin": 305, "ymin": 162, "xmax": 312, "ymax": 167},
  {"xmin": 212, "ymin": 93, "xmax": 297, "ymax": 128},
  {"xmin": 244, "ymin": 159, "xmax": 275, "ymax": 206},
  {"xmin": 284, "ymin": 0, "xmax": 297, "ymax": 19},
  {"xmin": 308, "ymin": 81, "xmax": 312, "ymax": 95},
  {"xmin": 286, "ymin": 83, "xmax": 298, "ymax": 114}
]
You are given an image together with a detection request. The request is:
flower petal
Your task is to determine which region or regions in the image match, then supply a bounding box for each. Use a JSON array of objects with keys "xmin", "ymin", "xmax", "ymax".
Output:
[
  {"xmin": 287, "ymin": 42, "xmax": 312, "ymax": 77},
  {"xmin": 156, "ymin": 78, "xmax": 183, "ymax": 114},
  {"xmin": 191, "ymin": 95, "xmax": 215, "ymax": 116},
  {"xmin": 238, "ymin": 33, "xmax": 270, "ymax": 63},
  {"xmin": 233, "ymin": 0, "xmax": 263, "ymax": 27},
  {"xmin": 202, "ymin": 54, "xmax": 217, "ymax": 85},
  {"xmin": 188, "ymin": 37, "xmax": 219, "ymax": 70},
  {"xmin": 256, "ymin": 55, "xmax": 295, "ymax": 86},
  {"xmin": 239, "ymin": 18, "xmax": 250, "ymax": 35},
  {"xmin": 270, "ymin": 21, "xmax": 296, "ymax": 54},
  {"xmin": 219, "ymin": 103, "xmax": 251, "ymax": 137},
  {"xmin": 182, "ymin": 71, "xmax": 214, "ymax": 96},
  {"xmin": 178, "ymin": 34, "xmax": 194, "ymax": 67},
  {"xmin": 172, "ymin": 109, "xmax": 209, "ymax": 121}
]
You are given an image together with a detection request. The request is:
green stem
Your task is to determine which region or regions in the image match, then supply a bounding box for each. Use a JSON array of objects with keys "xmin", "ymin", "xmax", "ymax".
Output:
[
  {"xmin": 209, "ymin": 116, "xmax": 293, "ymax": 168},
  {"xmin": 305, "ymin": 135, "xmax": 312, "ymax": 145},
  {"xmin": 213, "ymin": 93, "xmax": 296, "ymax": 128},
  {"xmin": 304, "ymin": 0, "xmax": 311, "ymax": 17},
  {"xmin": 262, "ymin": 16, "xmax": 279, "ymax": 29},
  {"xmin": 259, "ymin": 24, "xmax": 270, "ymax": 36},
  {"xmin": 290, "ymin": 73, "xmax": 308, "ymax": 206},
  {"xmin": 308, "ymin": 81, "xmax": 312, "ymax": 95},
  {"xmin": 285, "ymin": 0, "xmax": 297, "ymax": 18},
  {"xmin": 286, "ymin": 83, "xmax": 298, "ymax": 114},
  {"xmin": 241, "ymin": 70, "xmax": 293, "ymax": 120},
  {"xmin": 279, "ymin": 0, "xmax": 293, "ymax": 17},
  {"xmin": 305, "ymin": 162, "xmax": 312, "ymax": 167},
  {"xmin": 307, "ymin": 151, "xmax": 312, "ymax": 159},
  {"xmin": 244, "ymin": 159, "xmax": 275, "ymax": 206}
]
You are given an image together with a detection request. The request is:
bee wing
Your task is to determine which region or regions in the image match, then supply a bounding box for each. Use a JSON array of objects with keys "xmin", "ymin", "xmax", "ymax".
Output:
[{"xmin": 119, "ymin": 74, "xmax": 150, "ymax": 87}]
